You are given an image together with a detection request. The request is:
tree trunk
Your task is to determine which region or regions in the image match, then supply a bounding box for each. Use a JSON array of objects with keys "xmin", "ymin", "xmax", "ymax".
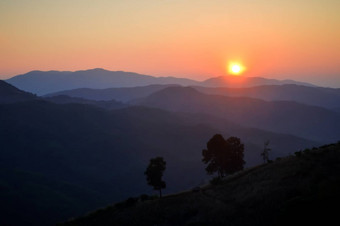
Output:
[{"xmin": 159, "ymin": 189, "xmax": 162, "ymax": 198}]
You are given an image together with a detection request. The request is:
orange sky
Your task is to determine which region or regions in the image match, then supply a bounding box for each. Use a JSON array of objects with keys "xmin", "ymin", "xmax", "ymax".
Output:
[{"xmin": 1, "ymin": 0, "xmax": 340, "ymax": 87}]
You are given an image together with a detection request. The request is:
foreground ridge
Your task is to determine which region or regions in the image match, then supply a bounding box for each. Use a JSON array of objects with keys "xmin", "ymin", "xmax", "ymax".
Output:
[{"xmin": 60, "ymin": 142, "xmax": 340, "ymax": 226}]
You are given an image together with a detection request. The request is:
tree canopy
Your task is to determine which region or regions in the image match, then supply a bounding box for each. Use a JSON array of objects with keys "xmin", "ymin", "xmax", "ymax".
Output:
[
  {"xmin": 202, "ymin": 134, "xmax": 245, "ymax": 178},
  {"xmin": 144, "ymin": 157, "xmax": 166, "ymax": 197}
]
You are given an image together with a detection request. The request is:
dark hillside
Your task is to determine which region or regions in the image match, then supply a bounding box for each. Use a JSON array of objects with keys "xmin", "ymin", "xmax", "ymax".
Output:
[
  {"xmin": 0, "ymin": 80, "xmax": 37, "ymax": 103},
  {"xmin": 61, "ymin": 142, "xmax": 340, "ymax": 226}
]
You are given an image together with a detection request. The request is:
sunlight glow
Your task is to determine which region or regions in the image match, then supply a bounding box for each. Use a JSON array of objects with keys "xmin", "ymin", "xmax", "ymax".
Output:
[{"xmin": 228, "ymin": 62, "xmax": 246, "ymax": 76}]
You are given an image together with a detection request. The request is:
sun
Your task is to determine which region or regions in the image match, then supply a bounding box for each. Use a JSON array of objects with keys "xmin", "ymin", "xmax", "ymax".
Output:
[
  {"xmin": 232, "ymin": 65, "xmax": 241, "ymax": 74},
  {"xmin": 228, "ymin": 62, "xmax": 246, "ymax": 75}
]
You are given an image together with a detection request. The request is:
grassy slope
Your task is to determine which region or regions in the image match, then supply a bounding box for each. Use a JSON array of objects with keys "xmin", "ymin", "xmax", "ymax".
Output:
[{"xmin": 61, "ymin": 142, "xmax": 340, "ymax": 226}]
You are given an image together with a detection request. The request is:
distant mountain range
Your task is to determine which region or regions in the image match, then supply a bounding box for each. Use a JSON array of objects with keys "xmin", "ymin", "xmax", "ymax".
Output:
[
  {"xmin": 201, "ymin": 75, "xmax": 314, "ymax": 87},
  {"xmin": 6, "ymin": 69, "xmax": 199, "ymax": 95},
  {"xmin": 133, "ymin": 87, "xmax": 340, "ymax": 143},
  {"xmin": 44, "ymin": 84, "xmax": 180, "ymax": 102},
  {"xmin": 195, "ymin": 84, "xmax": 340, "ymax": 110},
  {"xmin": 44, "ymin": 95, "xmax": 125, "ymax": 110},
  {"xmin": 46, "ymin": 83, "xmax": 340, "ymax": 110},
  {"xmin": 6, "ymin": 68, "xmax": 316, "ymax": 95}
]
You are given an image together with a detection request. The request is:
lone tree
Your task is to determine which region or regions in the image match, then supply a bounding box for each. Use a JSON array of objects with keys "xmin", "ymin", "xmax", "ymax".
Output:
[
  {"xmin": 202, "ymin": 134, "xmax": 245, "ymax": 178},
  {"xmin": 144, "ymin": 157, "xmax": 166, "ymax": 198},
  {"xmin": 261, "ymin": 140, "xmax": 271, "ymax": 163}
]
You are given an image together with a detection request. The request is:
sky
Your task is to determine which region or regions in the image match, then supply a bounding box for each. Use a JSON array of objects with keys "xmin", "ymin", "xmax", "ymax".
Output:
[{"xmin": 1, "ymin": 0, "xmax": 340, "ymax": 87}]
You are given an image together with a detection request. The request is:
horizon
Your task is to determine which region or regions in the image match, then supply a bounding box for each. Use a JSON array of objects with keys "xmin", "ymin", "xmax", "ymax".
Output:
[
  {"xmin": 1, "ymin": 1, "xmax": 340, "ymax": 87},
  {"xmin": 2, "ymin": 67, "xmax": 338, "ymax": 88}
]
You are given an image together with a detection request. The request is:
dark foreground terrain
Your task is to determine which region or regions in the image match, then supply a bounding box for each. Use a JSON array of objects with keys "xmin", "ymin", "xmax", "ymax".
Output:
[{"xmin": 61, "ymin": 142, "xmax": 340, "ymax": 226}]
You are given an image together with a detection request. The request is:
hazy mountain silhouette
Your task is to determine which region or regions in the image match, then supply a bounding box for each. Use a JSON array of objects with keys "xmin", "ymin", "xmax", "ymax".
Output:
[
  {"xmin": 0, "ymin": 100, "xmax": 316, "ymax": 225},
  {"xmin": 45, "ymin": 84, "xmax": 180, "ymax": 102},
  {"xmin": 0, "ymin": 80, "xmax": 37, "ymax": 103},
  {"xmin": 44, "ymin": 83, "xmax": 339, "ymax": 110},
  {"xmin": 201, "ymin": 75, "xmax": 315, "ymax": 87},
  {"xmin": 6, "ymin": 69, "xmax": 316, "ymax": 95},
  {"xmin": 133, "ymin": 87, "xmax": 340, "ymax": 143},
  {"xmin": 195, "ymin": 84, "xmax": 340, "ymax": 110},
  {"xmin": 44, "ymin": 95, "xmax": 125, "ymax": 109},
  {"xmin": 6, "ymin": 69, "xmax": 199, "ymax": 95}
]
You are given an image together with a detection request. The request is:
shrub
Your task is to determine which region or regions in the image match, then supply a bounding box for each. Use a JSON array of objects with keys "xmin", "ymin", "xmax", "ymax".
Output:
[
  {"xmin": 139, "ymin": 194, "xmax": 149, "ymax": 202},
  {"xmin": 125, "ymin": 197, "xmax": 138, "ymax": 207},
  {"xmin": 210, "ymin": 177, "xmax": 222, "ymax": 185},
  {"xmin": 295, "ymin": 151, "xmax": 302, "ymax": 157},
  {"xmin": 303, "ymin": 148, "xmax": 311, "ymax": 154}
]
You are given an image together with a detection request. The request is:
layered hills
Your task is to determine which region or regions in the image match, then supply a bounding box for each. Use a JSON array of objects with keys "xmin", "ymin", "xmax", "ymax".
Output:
[
  {"xmin": 195, "ymin": 84, "xmax": 340, "ymax": 110},
  {"xmin": 6, "ymin": 68, "xmax": 315, "ymax": 95},
  {"xmin": 0, "ymin": 80, "xmax": 319, "ymax": 225},
  {"xmin": 133, "ymin": 87, "xmax": 340, "ymax": 143}
]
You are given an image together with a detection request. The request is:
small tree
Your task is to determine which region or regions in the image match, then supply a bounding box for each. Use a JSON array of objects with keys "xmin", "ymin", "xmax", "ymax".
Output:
[
  {"xmin": 202, "ymin": 134, "xmax": 245, "ymax": 178},
  {"xmin": 144, "ymin": 157, "xmax": 166, "ymax": 198},
  {"xmin": 261, "ymin": 140, "xmax": 271, "ymax": 163}
]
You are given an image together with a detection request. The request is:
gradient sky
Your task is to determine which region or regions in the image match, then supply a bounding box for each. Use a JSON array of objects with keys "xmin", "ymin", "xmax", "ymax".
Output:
[{"xmin": 1, "ymin": 0, "xmax": 340, "ymax": 87}]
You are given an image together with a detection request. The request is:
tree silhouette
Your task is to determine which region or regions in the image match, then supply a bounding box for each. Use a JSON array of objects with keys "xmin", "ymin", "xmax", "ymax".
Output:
[
  {"xmin": 202, "ymin": 134, "xmax": 245, "ymax": 178},
  {"xmin": 144, "ymin": 157, "xmax": 166, "ymax": 198},
  {"xmin": 261, "ymin": 140, "xmax": 271, "ymax": 163}
]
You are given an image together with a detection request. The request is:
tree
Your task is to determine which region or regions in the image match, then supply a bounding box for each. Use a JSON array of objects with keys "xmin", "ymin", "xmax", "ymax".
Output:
[
  {"xmin": 202, "ymin": 134, "xmax": 245, "ymax": 178},
  {"xmin": 261, "ymin": 140, "xmax": 271, "ymax": 163},
  {"xmin": 144, "ymin": 157, "xmax": 166, "ymax": 198}
]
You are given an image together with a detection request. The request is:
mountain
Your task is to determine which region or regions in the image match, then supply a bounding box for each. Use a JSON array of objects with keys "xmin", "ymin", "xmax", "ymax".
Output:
[
  {"xmin": 44, "ymin": 95, "xmax": 126, "ymax": 109},
  {"xmin": 0, "ymin": 80, "xmax": 37, "ymax": 103},
  {"xmin": 6, "ymin": 69, "xmax": 200, "ymax": 95},
  {"xmin": 0, "ymin": 100, "xmax": 316, "ymax": 225},
  {"xmin": 44, "ymin": 84, "xmax": 180, "ymax": 102},
  {"xmin": 195, "ymin": 84, "xmax": 340, "ymax": 110},
  {"xmin": 6, "ymin": 69, "xmax": 317, "ymax": 96},
  {"xmin": 201, "ymin": 75, "xmax": 315, "ymax": 88},
  {"xmin": 61, "ymin": 142, "xmax": 340, "ymax": 226},
  {"xmin": 133, "ymin": 87, "xmax": 340, "ymax": 143}
]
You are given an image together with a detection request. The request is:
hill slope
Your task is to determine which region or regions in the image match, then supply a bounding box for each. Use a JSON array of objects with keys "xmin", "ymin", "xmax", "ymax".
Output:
[
  {"xmin": 61, "ymin": 142, "xmax": 340, "ymax": 226},
  {"xmin": 0, "ymin": 80, "xmax": 37, "ymax": 103}
]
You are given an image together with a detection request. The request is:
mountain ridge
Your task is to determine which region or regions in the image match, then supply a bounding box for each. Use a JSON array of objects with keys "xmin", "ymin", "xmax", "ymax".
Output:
[
  {"xmin": 133, "ymin": 86, "xmax": 340, "ymax": 143},
  {"xmin": 0, "ymin": 80, "xmax": 37, "ymax": 103},
  {"xmin": 6, "ymin": 68, "xmax": 317, "ymax": 95}
]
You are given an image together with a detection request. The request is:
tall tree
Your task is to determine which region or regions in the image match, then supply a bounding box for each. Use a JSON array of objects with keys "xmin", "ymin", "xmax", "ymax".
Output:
[
  {"xmin": 144, "ymin": 157, "xmax": 166, "ymax": 198},
  {"xmin": 202, "ymin": 134, "xmax": 245, "ymax": 178}
]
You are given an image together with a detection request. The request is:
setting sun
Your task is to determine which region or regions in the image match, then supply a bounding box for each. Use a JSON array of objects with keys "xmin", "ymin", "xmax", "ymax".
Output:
[{"xmin": 228, "ymin": 62, "xmax": 246, "ymax": 75}]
